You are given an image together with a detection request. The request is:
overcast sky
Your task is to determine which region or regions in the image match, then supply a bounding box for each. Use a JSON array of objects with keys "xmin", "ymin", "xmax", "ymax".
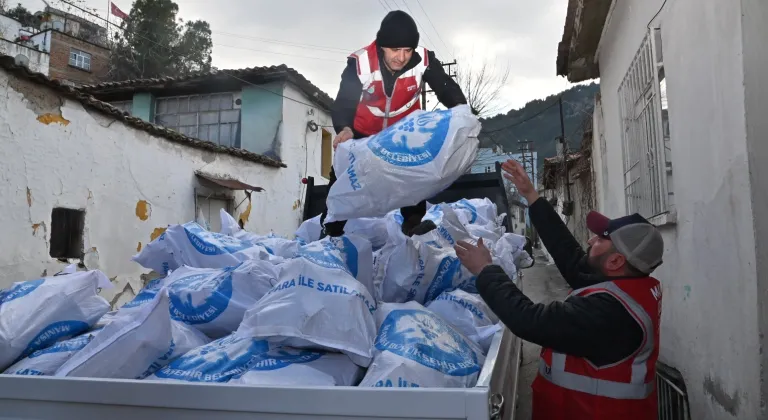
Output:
[{"xmin": 19, "ymin": 0, "xmax": 576, "ymax": 114}]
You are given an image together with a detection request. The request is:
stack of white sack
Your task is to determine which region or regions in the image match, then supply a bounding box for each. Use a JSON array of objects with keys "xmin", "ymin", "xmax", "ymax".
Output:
[
  {"xmin": 0, "ymin": 270, "xmax": 112, "ymax": 371},
  {"xmin": 146, "ymin": 333, "xmax": 270, "ymax": 383},
  {"xmin": 448, "ymin": 198, "xmax": 507, "ymax": 243},
  {"xmin": 132, "ymin": 222, "xmax": 281, "ymax": 275},
  {"xmin": 161, "ymin": 260, "xmax": 281, "ymax": 338},
  {"xmin": 237, "ymin": 235, "xmax": 378, "ymax": 368},
  {"xmin": 230, "ymin": 347, "xmax": 364, "ymax": 387},
  {"xmin": 325, "ymin": 104, "xmax": 481, "ymax": 223},
  {"xmin": 295, "ymin": 214, "xmax": 389, "ymax": 251},
  {"xmin": 426, "ymin": 289, "xmax": 501, "ymax": 354},
  {"xmin": 220, "ymin": 210, "xmax": 300, "ymax": 259},
  {"xmin": 358, "ymin": 301, "xmax": 486, "ymax": 388}
]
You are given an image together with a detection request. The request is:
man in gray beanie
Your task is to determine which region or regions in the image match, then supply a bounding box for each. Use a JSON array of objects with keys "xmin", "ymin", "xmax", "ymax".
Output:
[{"xmin": 322, "ymin": 10, "xmax": 468, "ymax": 238}]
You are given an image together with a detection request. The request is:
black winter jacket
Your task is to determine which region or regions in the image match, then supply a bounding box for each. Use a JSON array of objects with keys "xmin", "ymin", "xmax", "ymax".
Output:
[
  {"xmin": 476, "ymin": 198, "xmax": 645, "ymax": 367},
  {"xmin": 331, "ymin": 48, "xmax": 467, "ymax": 138}
]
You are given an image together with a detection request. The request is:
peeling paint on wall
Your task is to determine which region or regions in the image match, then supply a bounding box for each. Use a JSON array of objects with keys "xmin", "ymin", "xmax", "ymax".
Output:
[
  {"xmin": 703, "ymin": 375, "xmax": 741, "ymax": 417},
  {"xmin": 136, "ymin": 242, "xmax": 142, "ymax": 252},
  {"xmin": 292, "ymin": 199, "xmax": 301, "ymax": 211},
  {"xmin": 135, "ymin": 200, "xmax": 151, "ymax": 221},
  {"xmin": 36, "ymin": 113, "xmax": 70, "ymax": 126},
  {"xmin": 150, "ymin": 227, "xmax": 166, "ymax": 241},
  {"xmin": 239, "ymin": 201, "xmax": 252, "ymax": 225},
  {"xmin": 26, "ymin": 187, "xmax": 32, "ymax": 207}
]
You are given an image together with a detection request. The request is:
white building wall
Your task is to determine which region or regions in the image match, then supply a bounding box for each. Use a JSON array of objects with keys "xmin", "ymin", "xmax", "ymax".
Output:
[
  {"xmin": 0, "ymin": 68, "xmax": 327, "ymax": 307},
  {"xmin": 0, "ymin": 39, "xmax": 50, "ymax": 75},
  {"xmin": 0, "ymin": 15, "xmax": 22, "ymax": 40},
  {"xmin": 595, "ymin": 0, "xmax": 760, "ymax": 418}
]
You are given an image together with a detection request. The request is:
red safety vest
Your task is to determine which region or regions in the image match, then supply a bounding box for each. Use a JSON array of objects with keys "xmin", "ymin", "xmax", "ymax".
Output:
[
  {"xmin": 350, "ymin": 41, "xmax": 429, "ymax": 137},
  {"xmin": 532, "ymin": 278, "xmax": 662, "ymax": 420}
]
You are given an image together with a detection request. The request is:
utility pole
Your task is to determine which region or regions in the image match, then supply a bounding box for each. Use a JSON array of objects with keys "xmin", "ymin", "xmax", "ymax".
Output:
[
  {"xmin": 517, "ymin": 139, "xmax": 535, "ymax": 186},
  {"xmin": 422, "ymin": 60, "xmax": 457, "ymax": 109}
]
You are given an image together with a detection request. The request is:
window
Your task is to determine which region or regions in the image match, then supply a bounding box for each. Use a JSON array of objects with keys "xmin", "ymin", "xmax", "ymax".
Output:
[
  {"xmin": 69, "ymin": 48, "xmax": 91, "ymax": 71},
  {"xmin": 50, "ymin": 208, "xmax": 85, "ymax": 259},
  {"xmin": 110, "ymin": 101, "xmax": 132, "ymax": 115},
  {"xmin": 196, "ymin": 195, "xmax": 232, "ymax": 233},
  {"xmin": 321, "ymin": 129, "xmax": 333, "ymax": 179},
  {"xmin": 617, "ymin": 27, "xmax": 674, "ymax": 219},
  {"xmin": 154, "ymin": 94, "xmax": 240, "ymax": 148}
]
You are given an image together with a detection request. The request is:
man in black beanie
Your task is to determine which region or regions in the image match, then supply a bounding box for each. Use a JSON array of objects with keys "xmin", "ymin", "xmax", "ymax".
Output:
[{"xmin": 321, "ymin": 10, "xmax": 467, "ymax": 238}]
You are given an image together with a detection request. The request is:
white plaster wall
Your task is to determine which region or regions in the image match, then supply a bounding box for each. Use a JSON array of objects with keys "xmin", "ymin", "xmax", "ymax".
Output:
[
  {"xmin": 0, "ymin": 15, "xmax": 22, "ymax": 40},
  {"xmin": 0, "ymin": 39, "xmax": 50, "ymax": 75},
  {"xmin": 0, "ymin": 69, "xmax": 325, "ymax": 307},
  {"xmin": 590, "ymin": 94, "xmax": 608, "ymax": 213},
  {"xmin": 596, "ymin": 0, "xmax": 759, "ymax": 418},
  {"xmin": 30, "ymin": 31, "xmax": 52, "ymax": 55}
]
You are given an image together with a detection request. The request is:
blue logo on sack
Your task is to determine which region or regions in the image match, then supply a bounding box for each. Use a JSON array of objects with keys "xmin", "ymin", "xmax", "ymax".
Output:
[
  {"xmin": 21, "ymin": 320, "xmax": 90, "ymax": 359},
  {"xmin": 28, "ymin": 332, "xmax": 95, "ymax": 358},
  {"xmin": 367, "ymin": 109, "xmax": 452, "ymax": 167},
  {"xmin": 297, "ymin": 239, "xmax": 351, "ymax": 275},
  {"xmin": 168, "ymin": 269, "xmax": 234, "ymax": 324},
  {"xmin": 459, "ymin": 276, "xmax": 479, "ymax": 294},
  {"xmin": 425, "ymin": 257, "xmax": 462, "ymax": 302},
  {"xmin": 375, "ymin": 309, "xmax": 481, "ymax": 376},
  {"xmin": 0, "ymin": 279, "xmax": 45, "ymax": 305},
  {"xmin": 13, "ymin": 369, "xmax": 45, "ymax": 376},
  {"xmin": 184, "ymin": 223, "xmax": 254, "ymax": 256},
  {"xmin": 154, "ymin": 335, "xmax": 269, "ymax": 382},
  {"xmin": 123, "ymin": 277, "xmax": 165, "ymax": 309},
  {"xmin": 452, "ymin": 199, "xmax": 478, "ymax": 224},
  {"xmin": 247, "ymin": 349, "xmax": 323, "ymax": 372}
]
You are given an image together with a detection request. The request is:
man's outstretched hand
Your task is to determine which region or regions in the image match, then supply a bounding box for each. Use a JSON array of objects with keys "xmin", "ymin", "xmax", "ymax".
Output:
[
  {"xmin": 501, "ymin": 159, "xmax": 539, "ymax": 204},
  {"xmin": 455, "ymin": 238, "xmax": 493, "ymax": 276}
]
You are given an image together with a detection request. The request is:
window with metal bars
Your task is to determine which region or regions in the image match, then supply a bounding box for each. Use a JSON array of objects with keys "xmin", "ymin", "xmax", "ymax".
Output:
[
  {"xmin": 154, "ymin": 93, "xmax": 241, "ymax": 148},
  {"xmin": 617, "ymin": 28, "xmax": 674, "ymax": 220}
]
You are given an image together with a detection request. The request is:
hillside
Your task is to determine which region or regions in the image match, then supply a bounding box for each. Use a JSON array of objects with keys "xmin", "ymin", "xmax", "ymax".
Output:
[{"xmin": 479, "ymin": 82, "xmax": 600, "ymax": 170}]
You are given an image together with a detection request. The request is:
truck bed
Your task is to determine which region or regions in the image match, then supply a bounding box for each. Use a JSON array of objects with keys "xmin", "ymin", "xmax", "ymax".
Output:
[{"xmin": 0, "ymin": 164, "xmax": 522, "ymax": 420}]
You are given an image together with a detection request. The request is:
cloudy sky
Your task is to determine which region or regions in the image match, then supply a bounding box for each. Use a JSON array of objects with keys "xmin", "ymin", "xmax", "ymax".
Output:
[{"xmin": 19, "ymin": 0, "xmax": 575, "ymax": 114}]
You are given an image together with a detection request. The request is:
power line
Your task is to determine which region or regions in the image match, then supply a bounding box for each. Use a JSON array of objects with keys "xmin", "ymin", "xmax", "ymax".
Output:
[
  {"xmin": 213, "ymin": 31, "xmax": 352, "ymax": 54},
  {"xmin": 58, "ymin": 0, "xmax": 336, "ymax": 112},
  {"xmin": 398, "ymin": 0, "xmax": 440, "ymax": 55},
  {"xmin": 481, "ymin": 98, "xmax": 561, "ymax": 134},
  {"xmin": 378, "ymin": 0, "xmax": 391, "ymax": 11},
  {"xmin": 413, "ymin": 0, "xmax": 452, "ymax": 59},
  {"xmin": 215, "ymin": 43, "xmax": 346, "ymax": 63}
]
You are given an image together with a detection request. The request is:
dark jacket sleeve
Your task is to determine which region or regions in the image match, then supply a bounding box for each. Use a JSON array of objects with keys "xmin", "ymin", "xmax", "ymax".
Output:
[
  {"xmin": 476, "ymin": 265, "xmax": 644, "ymax": 366},
  {"xmin": 528, "ymin": 198, "xmax": 603, "ymax": 290},
  {"xmin": 331, "ymin": 57, "xmax": 363, "ymax": 134},
  {"xmin": 422, "ymin": 51, "xmax": 466, "ymax": 109}
]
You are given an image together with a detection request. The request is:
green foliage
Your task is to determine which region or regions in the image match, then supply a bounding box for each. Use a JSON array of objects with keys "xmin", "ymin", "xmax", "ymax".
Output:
[
  {"xmin": 479, "ymin": 82, "xmax": 600, "ymax": 172},
  {"xmin": 108, "ymin": 0, "xmax": 212, "ymax": 81},
  {"xmin": 3, "ymin": 3, "xmax": 36, "ymax": 27}
]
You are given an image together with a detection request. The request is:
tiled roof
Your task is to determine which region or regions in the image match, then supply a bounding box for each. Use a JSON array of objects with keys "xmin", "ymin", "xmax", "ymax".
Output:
[
  {"xmin": 0, "ymin": 55, "xmax": 286, "ymax": 168},
  {"xmin": 78, "ymin": 65, "xmax": 334, "ymax": 110}
]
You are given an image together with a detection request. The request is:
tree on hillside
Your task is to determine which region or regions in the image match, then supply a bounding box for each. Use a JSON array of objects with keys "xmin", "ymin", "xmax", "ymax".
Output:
[
  {"xmin": 3, "ymin": 3, "xmax": 36, "ymax": 27},
  {"xmin": 456, "ymin": 58, "xmax": 511, "ymax": 118},
  {"xmin": 108, "ymin": 0, "xmax": 212, "ymax": 81}
]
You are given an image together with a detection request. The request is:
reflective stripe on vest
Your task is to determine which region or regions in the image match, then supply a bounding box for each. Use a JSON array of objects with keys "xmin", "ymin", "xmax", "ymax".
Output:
[{"xmin": 538, "ymin": 281, "xmax": 656, "ymax": 399}]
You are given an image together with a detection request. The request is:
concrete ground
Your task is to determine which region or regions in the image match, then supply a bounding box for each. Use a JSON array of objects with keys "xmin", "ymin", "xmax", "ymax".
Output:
[{"xmin": 514, "ymin": 253, "xmax": 570, "ymax": 420}]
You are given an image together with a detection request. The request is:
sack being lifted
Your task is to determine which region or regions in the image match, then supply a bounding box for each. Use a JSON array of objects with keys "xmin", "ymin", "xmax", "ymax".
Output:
[{"xmin": 325, "ymin": 104, "xmax": 481, "ymax": 223}]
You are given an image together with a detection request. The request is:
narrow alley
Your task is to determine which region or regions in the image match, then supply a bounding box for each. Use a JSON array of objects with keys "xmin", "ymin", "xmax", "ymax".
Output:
[{"xmin": 515, "ymin": 252, "xmax": 570, "ymax": 420}]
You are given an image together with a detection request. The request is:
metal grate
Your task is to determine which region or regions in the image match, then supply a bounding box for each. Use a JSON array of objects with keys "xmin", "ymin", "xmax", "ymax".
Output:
[
  {"xmin": 656, "ymin": 361, "xmax": 691, "ymax": 420},
  {"xmin": 617, "ymin": 28, "xmax": 670, "ymax": 219}
]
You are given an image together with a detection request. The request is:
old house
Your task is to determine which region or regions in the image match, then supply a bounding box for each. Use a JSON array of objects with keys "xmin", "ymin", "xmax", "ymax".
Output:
[
  {"xmin": 557, "ymin": 0, "xmax": 768, "ymax": 418},
  {"xmin": 0, "ymin": 14, "xmax": 49, "ymax": 74},
  {"xmin": 0, "ymin": 55, "xmax": 334, "ymax": 307}
]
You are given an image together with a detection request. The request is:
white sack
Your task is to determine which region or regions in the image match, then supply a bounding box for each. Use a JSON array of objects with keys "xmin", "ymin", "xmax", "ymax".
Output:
[
  {"xmin": 295, "ymin": 215, "xmax": 389, "ymax": 251},
  {"xmin": 165, "ymin": 260, "xmax": 280, "ymax": 338},
  {"xmin": 147, "ymin": 333, "xmax": 270, "ymax": 383},
  {"xmin": 132, "ymin": 222, "xmax": 279, "ymax": 274},
  {"xmin": 230, "ymin": 348, "xmax": 363, "ymax": 387},
  {"xmin": 56, "ymin": 290, "xmax": 172, "ymax": 379},
  {"xmin": 326, "ymin": 105, "xmax": 481, "ymax": 223},
  {"xmin": 426, "ymin": 289, "xmax": 500, "ymax": 353},
  {"xmin": 450, "ymin": 198, "xmax": 499, "ymax": 228},
  {"xmin": 0, "ymin": 270, "xmax": 112, "ymax": 370},
  {"xmin": 358, "ymin": 301, "xmax": 485, "ymax": 388},
  {"xmin": 295, "ymin": 215, "xmax": 323, "ymax": 244},
  {"xmin": 3, "ymin": 328, "xmax": 102, "ymax": 376},
  {"xmin": 138, "ymin": 320, "xmax": 212, "ymax": 379},
  {"xmin": 237, "ymin": 238, "xmax": 377, "ymax": 367}
]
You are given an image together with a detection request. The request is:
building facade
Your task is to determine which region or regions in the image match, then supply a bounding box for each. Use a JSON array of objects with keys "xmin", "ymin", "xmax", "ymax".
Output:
[
  {"xmin": 0, "ymin": 55, "xmax": 334, "ymax": 307},
  {"xmin": 557, "ymin": 0, "xmax": 768, "ymax": 418}
]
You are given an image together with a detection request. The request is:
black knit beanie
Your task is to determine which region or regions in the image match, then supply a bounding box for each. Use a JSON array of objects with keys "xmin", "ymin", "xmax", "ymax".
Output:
[{"xmin": 376, "ymin": 10, "xmax": 420, "ymax": 49}]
